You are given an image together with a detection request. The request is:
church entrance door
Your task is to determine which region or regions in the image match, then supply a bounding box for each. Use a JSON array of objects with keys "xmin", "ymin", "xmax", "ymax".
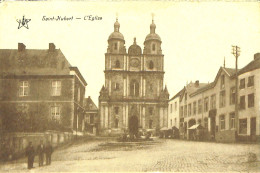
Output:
[{"xmin": 129, "ymin": 116, "xmax": 138, "ymax": 136}]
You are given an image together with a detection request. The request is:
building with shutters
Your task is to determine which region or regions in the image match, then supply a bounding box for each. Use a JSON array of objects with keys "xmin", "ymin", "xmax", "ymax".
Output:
[{"xmin": 99, "ymin": 18, "xmax": 169, "ymax": 135}]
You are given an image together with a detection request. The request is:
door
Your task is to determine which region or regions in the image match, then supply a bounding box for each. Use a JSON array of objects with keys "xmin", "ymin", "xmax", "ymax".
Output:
[{"xmin": 250, "ymin": 117, "xmax": 256, "ymax": 141}]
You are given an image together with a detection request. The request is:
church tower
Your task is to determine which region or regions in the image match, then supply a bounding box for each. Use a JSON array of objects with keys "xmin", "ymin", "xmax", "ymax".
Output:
[{"xmin": 99, "ymin": 18, "xmax": 169, "ymax": 135}]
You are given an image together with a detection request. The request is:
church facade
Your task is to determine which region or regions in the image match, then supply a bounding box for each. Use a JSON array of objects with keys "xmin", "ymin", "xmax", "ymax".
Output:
[{"xmin": 99, "ymin": 18, "xmax": 169, "ymax": 135}]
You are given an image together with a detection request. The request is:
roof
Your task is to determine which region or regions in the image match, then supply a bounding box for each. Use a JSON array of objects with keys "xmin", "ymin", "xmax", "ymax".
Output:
[
  {"xmin": 0, "ymin": 48, "xmax": 71, "ymax": 76},
  {"xmin": 180, "ymin": 82, "xmax": 208, "ymax": 101},
  {"xmin": 144, "ymin": 33, "xmax": 161, "ymax": 43},
  {"xmin": 83, "ymin": 96, "xmax": 98, "ymax": 112},
  {"xmin": 238, "ymin": 55, "xmax": 260, "ymax": 75},
  {"xmin": 169, "ymin": 88, "xmax": 185, "ymax": 101},
  {"xmin": 108, "ymin": 32, "xmax": 124, "ymax": 41},
  {"xmin": 223, "ymin": 67, "xmax": 236, "ymax": 76}
]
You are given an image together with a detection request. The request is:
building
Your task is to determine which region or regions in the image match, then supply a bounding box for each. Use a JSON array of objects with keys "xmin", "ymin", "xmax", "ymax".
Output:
[
  {"xmin": 168, "ymin": 88, "xmax": 184, "ymax": 129},
  {"xmin": 99, "ymin": 18, "xmax": 169, "ymax": 135},
  {"xmin": 176, "ymin": 53, "xmax": 260, "ymax": 142},
  {"xmin": 83, "ymin": 96, "xmax": 98, "ymax": 135},
  {"xmin": 236, "ymin": 53, "xmax": 260, "ymax": 141},
  {"xmin": 0, "ymin": 43, "xmax": 87, "ymax": 133}
]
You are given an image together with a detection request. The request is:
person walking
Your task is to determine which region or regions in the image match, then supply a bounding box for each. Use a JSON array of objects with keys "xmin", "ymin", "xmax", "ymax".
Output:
[
  {"xmin": 45, "ymin": 141, "xmax": 53, "ymax": 165},
  {"xmin": 37, "ymin": 140, "xmax": 45, "ymax": 167},
  {"xmin": 25, "ymin": 142, "xmax": 35, "ymax": 169}
]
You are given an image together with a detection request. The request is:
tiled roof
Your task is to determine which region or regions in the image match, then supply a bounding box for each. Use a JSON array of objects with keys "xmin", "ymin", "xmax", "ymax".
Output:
[{"xmin": 0, "ymin": 49, "xmax": 71, "ymax": 76}]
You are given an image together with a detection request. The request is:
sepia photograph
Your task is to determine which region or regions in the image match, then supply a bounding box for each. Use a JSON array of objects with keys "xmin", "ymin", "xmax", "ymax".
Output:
[{"xmin": 0, "ymin": 1, "xmax": 259, "ymax": 172}]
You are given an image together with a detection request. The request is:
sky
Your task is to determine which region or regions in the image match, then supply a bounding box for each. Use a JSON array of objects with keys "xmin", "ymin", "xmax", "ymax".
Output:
[{"xmin": 0, "ymin": 1, "xmax": 259, "ymax": 105}]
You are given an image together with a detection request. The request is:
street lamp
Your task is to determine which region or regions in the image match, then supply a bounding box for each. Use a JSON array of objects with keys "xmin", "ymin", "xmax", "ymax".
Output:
[{"xmin": 231, "ymin": 45, "xmax": 240, "ymax": 135}]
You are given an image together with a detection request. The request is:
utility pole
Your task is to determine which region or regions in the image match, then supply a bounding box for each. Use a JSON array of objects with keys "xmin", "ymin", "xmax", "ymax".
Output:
[{"xmin": 232, "ymin": 45, "xmax": 240, "ymax": 136}]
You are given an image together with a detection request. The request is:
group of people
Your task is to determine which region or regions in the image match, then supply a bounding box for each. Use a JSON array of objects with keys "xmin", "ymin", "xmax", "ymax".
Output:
[{"xmin": 25, "ymin": 140, "xmax": 53, "ymax": 169}]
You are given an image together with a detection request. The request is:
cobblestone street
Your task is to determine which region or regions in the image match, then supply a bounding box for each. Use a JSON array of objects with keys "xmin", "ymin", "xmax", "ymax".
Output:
[{"xmin": 0, "ymin": 138, "xmax": 259, "ymax": 172}]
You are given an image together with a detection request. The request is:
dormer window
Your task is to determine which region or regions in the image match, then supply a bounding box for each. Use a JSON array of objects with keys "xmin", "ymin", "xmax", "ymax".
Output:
[
  {"xmin": 148, "ymin": 61, "xmax": 154, "ymax": 69},
  {"xmin": 115, "ymin": 60, "xmax": 120, "ymax": 68}
]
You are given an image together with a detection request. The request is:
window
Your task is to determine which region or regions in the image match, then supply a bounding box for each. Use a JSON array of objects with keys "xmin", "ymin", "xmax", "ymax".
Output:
[
  {"xmin": 204, "ymin": 118, "xmax": 208, "ymax": 129},
  {"xmin": 239, "ymin": 78, "xmax": 245, "ymax": 89},
  {"xmin": 90, "ymin": 114, "xmax": 94, "ymax": 124},
  {"xmin": 219, "ymin": 90, "xmax": 226, "ymax": 108},
  {"xmin": 149, "ymin": 120, "xmax": 153, "ymax": 129},
  {"xmin": 193, "ymin": 101, "xmax": 196, "ymax": 115},
  {"xmin": 149, "ymin": 83, "xmax": 153, "ymax": 91},
  {"xmin": 130, "ymin": 80, "xmax": 139, "ymax": 96},
  {"xmin": 115, "ymin": 118, "xmax": 119, "ymax": 128},
  {"xmin": 247, "ymin": 76, "xmax": 254, "ymax": 87},
  {"xmin": 198, "ymin": 119, "xmax": 202, "ymax": 124},
  {"xmin": 52, "ymin": 81, "xmax": 61, "ymax": 96},
  {"xmin": 220, "ymin": 115, "xmax": 225, "ymax": 130},
  {"xmin": 240, "ymin": 95, "xmax": 245, "ymax": 109},
  {"xmin": 51, "ymin": 106, "xmax": 61, "ymax": 121},
  {"xmin": 184, "ymin": 105, "xmax": 187, "ymax": 117},
  {"xmin": 220, "ymin": 75, "xmax": 225, "ymax": 89},
  {"xmin": 180, "ymin": 106, "xmax": 183, "ymax": 117},
  {"xmin": 114, "ymin": 83, "xmax": 120, "ymax": 90},
  {"xmin": 77, "ymin": 87, "xmax": 80, "ymax": 102},
  {"xmin": 204, "ymin": 97, "xmax": 209, "ymax": 112},
  {"xmin": 19, "ymin": 81, "xmax": 29, "ymax": 96},
  {"xmin": 114, "ymin": 43, "xmax": 118, "ymax": 50},
  {"xmin": 188, "ymin": 104, "xmax": 191, "ymax": 116},
  {"xmin": 148, "ymin": 61, "xmax": 154, "ymax": 69},
  {"xmin": 248, "ymin": 93, "xmax": 254, "ymax": 108},
  {"xmin": 229, "ymin": 112, "xmax": 235, "ymax": 129},
  {"xmin": 170, "ymin": 104, "xmax": 173, "ymax": 113},
  {"xmin": 175, "ymin": 118, "xmax": 177, "ymax": 126},
  {"xmin": 115, "ymin": 60, "xmax": 120, "ymax": 68},
  {"xmin": 210, "ymin": 94, "xmax": 216, "ymax": 109},
  {"xmin": 230, "ymin": 87, "xmax": 235, "ymax": 105},
  {"xmin": 239, "ymin": 119, "xmax": 247, "ymax": 134},
  {"xmin": 149, "ymin": 107, "xmax": 153, "ymax": 115},
  {"xmin": 152, "ymin": 43, "xmax": 156, "ymax": 51},
  {"xmin": 198, "ymin": 99, "xmax": 202, "ymax": 114},
  {"xmin": 170, "ymin": 119, "xmax": 172, "ymax": 126},
  {"xmin": 175, "ymin": 102, "xmax": 177, "ymax": 111},
  {"xmin": 114, "ymin": 107, "xmax": 119, "ymax": 114}
]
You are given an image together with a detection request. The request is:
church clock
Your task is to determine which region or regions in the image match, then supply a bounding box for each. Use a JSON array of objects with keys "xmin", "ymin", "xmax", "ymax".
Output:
[{"xmin": 130, "ymin": 58, "xmax": 140, "ymax": 67}]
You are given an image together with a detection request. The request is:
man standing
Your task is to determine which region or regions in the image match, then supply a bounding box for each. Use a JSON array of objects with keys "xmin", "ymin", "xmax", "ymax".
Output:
[
  {"xmin": 37, "ymin": 140, "xmax": 45, "ymax": 167},
  {"xmin": 25, "ymin": 142, "xmax": 35, "ymax": 169},
  {"xmin": 45, "ymin": 141, "xmax": 53, "ymax": 165}
]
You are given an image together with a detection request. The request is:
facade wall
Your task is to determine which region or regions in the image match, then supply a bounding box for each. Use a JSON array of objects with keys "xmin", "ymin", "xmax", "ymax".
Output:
[
  {"xmin": 238, "ymin": 69, "xmax": 260, "ymax": 137},
  {"xmin": 0, "ymin": 75, "xmax": 85, "ymax": 132},
  {"xmin": 168, "ymin": 97, "xmax": 180, "ymax": 128}
]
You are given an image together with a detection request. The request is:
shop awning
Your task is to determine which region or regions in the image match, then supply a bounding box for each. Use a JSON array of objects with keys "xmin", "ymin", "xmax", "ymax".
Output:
[
  {"xmin": 160, "ymin": 127, "xmax": 168, "ymax": 131},
  {"xmin": 188, "ymin": 124, "xmax": 204, "ymax": 130}
]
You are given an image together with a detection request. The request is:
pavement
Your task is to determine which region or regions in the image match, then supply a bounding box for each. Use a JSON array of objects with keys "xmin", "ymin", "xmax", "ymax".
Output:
[{"xmin": 0, "ymin": 137, "xmax": 259, "ymax": 172}]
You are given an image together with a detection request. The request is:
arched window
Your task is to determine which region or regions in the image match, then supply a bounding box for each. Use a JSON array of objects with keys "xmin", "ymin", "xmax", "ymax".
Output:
[
  {"xmin": 115, "ymin": 118, "xmax": 119, "ymax": 128},
  {"xmin": 152, "ymin": 43, "xmax": 156, "ymax": 51},
  {"xmin": 130, "ymin": 80, "xmax": 139, "ymax": 96},
  {"xmin": 115, "ymin": 60, "xmax": 120, "ymax": 68},
  {"xmin": 114, "ymin": 43, "xmax": 118, "ymax": 50},
  {"xmin": 149, "ymin": 61, "xmax": 154, "ymax": 69},
  {"xmin": 149, "ymin": 120, "xmax": 153, "ymax": 129}
]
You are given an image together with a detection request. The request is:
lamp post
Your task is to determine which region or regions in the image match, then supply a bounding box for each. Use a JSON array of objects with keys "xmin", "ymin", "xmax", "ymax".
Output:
[{"xmin": 232, "ymin": 45, "xmax": 240, "ymax": 135}]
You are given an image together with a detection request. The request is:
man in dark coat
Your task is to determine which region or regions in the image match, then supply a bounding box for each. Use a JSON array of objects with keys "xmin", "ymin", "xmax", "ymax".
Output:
[
  {"xmin": 45, "ymin": 141, "xmax": 53, "ymax": 165},
  {"xmin": 25, "ymin": 142, "xmax": 35, "ymax": 169},
  {"xmin": 37, "ymin": 140, "xmax": 45, "ymax": 167}
]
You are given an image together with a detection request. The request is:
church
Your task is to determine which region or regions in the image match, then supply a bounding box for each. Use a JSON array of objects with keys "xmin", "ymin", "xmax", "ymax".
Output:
[{"xmin": 99, "ymin": 18, "xmax": 169, "ymax": 135}]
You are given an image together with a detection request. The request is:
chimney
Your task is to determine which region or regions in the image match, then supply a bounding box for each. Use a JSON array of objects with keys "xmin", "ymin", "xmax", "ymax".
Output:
[
  {"xmin": 195, "ymin": 80, "xmax": 199, "ymax": 87},
  {"xmin": 49, "ymin": 43, "xmax": 56, "ymax": 51},
  {"xmin": 18, "ymin": 43, "xmax": 26, "ymax": 52},
  {"xmin": 254, "ymin": 53, "xmax": 260, "ymax": 60}
]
